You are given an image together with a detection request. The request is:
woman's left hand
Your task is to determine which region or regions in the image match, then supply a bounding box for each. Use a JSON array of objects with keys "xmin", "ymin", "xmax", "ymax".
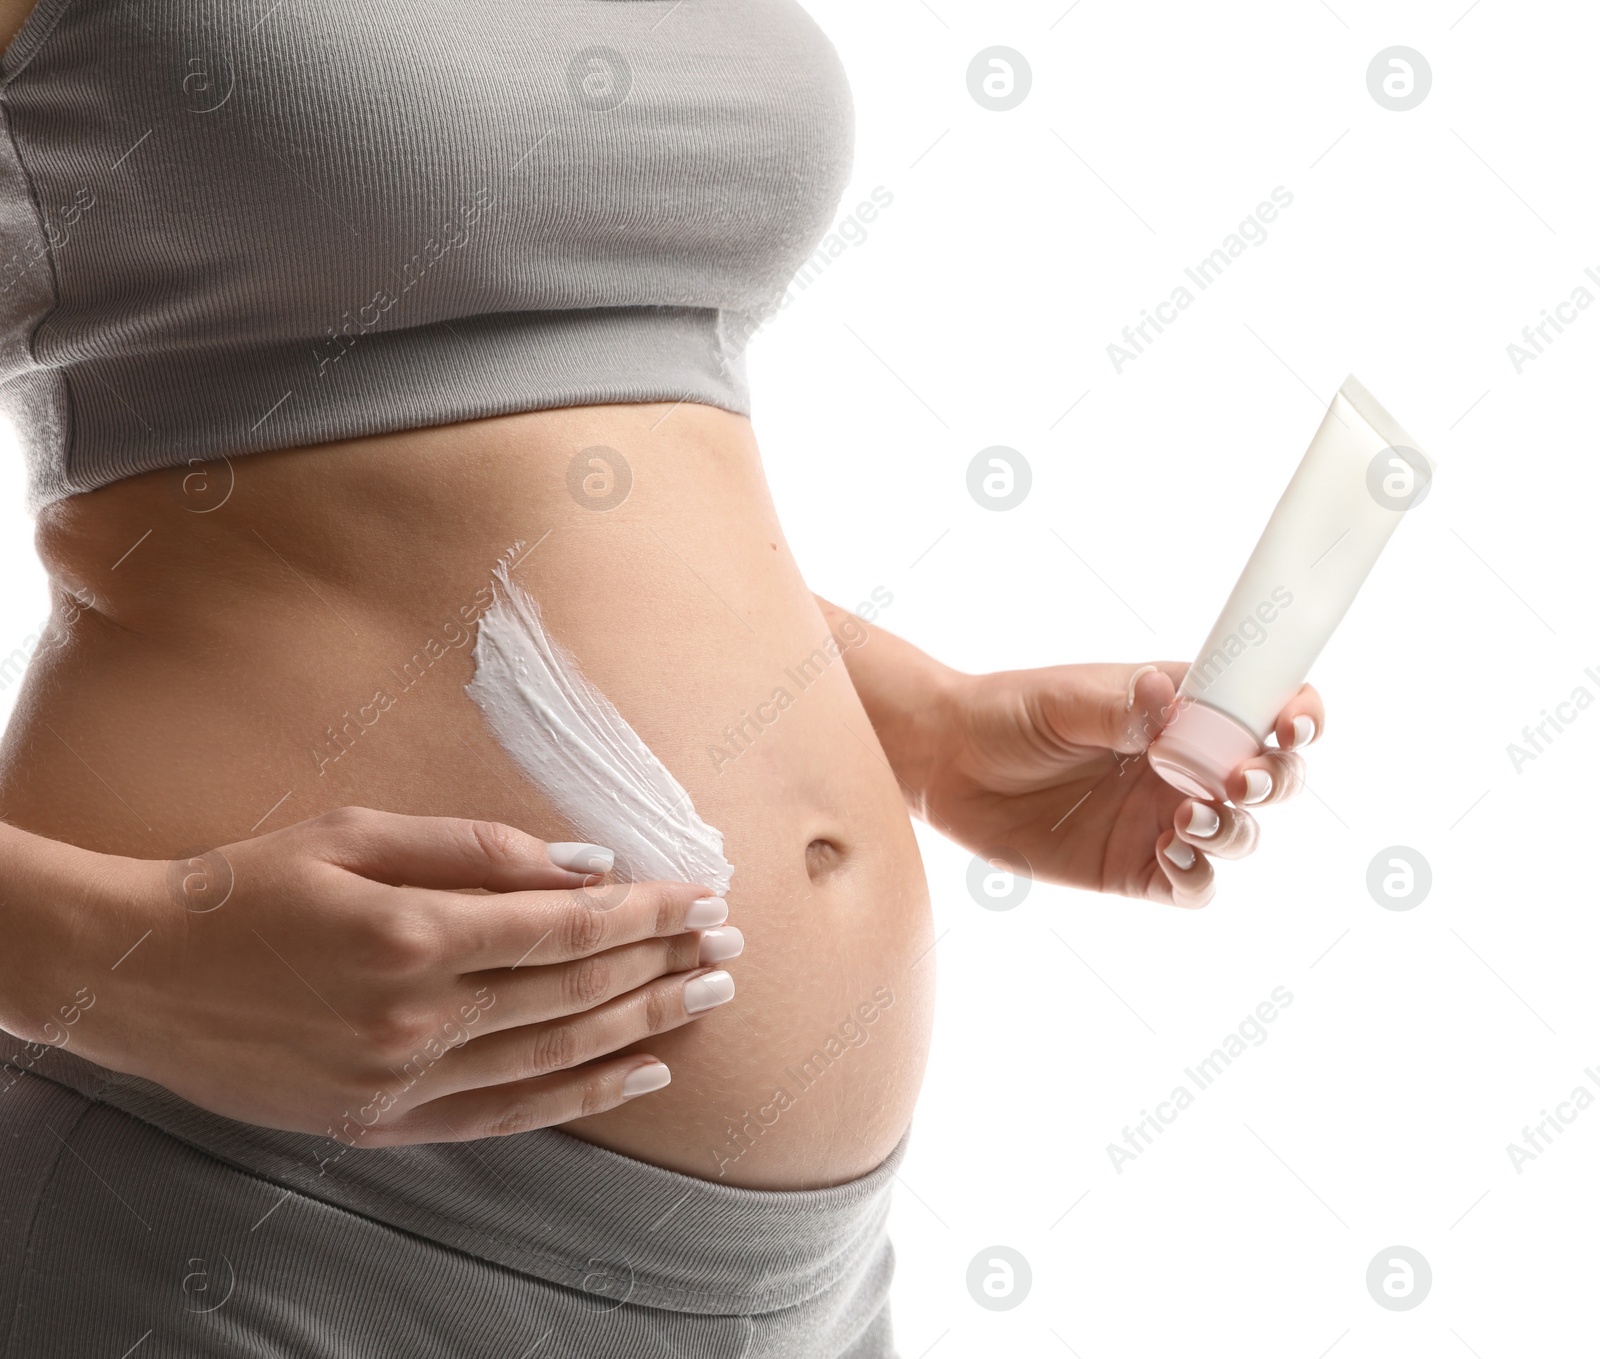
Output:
[{"xmin": 909, "ymin": 661, "xmax": 1324, "ymax": 909}]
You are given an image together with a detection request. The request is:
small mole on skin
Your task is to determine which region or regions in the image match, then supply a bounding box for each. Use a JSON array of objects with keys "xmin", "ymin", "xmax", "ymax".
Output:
[{"xmin": 769, "ymin": 543, "xmax": 777, "ymax": 551}]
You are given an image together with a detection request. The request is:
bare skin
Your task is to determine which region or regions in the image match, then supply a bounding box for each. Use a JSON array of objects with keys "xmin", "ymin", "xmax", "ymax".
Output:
[
  {"xmin": 0, "ymin": 0, "xmax": 27, "ymax": 50},
  {"xmin": 0, "ymin": 396, "xmax": 1318, "ymax": 1189},
  {"xmin": 819, "ymin": 604, "xmax": 1323, "ymax": 911},
  {"xmin": 3, "ymin": 402, "xmax": 937, "ymax": 1189},
  {"xmin": 0, "ymin": 0, "xmax": 937, "ymax": 1190},
  {"xmin": 0, "ymin": 0, "xmax": 1319, "ymax": 1192},
  {"xmin": 0, "ymin": 808, "xmax": 740, "ymax": 1144}
]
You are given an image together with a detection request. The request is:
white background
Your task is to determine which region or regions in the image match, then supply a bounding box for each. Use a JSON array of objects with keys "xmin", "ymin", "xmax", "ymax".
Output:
[
  {"xmin": 752, "ymin": 0, "xmax": 1595, "ymax": 1354},
  {"xmin": 2, "ymin": 1, "xmax": 1595, "ymax": 1355}
]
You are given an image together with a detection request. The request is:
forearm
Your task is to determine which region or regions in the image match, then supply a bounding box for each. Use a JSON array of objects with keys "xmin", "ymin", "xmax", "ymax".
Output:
[
  {"xmin": 0, "ymin": 819, "xmax": 122, "ymax": 1046},
  {"xmin": 814, "ymin": 595, "xmax": 963, "ymax": 806}
]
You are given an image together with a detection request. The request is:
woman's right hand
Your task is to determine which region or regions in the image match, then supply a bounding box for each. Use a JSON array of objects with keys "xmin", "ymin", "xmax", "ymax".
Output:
[{"xmin": 5, "ymin": 807, "xmax": 740, "ymax": 1146}]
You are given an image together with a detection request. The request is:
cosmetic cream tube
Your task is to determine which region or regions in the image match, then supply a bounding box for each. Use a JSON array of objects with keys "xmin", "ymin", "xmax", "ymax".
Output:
[{"xmin": 1147, "ymin": 375, "xmax": 1434, "ymax": 801}]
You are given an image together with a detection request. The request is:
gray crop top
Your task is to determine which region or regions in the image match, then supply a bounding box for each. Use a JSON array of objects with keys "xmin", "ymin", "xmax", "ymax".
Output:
[{"xmin": 0, "ymin": 0, "xmax": 854, "ymax": 509}]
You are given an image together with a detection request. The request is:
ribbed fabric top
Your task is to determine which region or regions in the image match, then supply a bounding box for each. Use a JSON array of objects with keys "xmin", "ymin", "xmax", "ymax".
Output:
[{"xmin": 0, "ymin": 0, "xmax": 855, "ymax": 510}]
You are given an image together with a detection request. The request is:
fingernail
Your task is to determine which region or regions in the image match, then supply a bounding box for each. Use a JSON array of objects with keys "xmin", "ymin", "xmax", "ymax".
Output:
[
  {"xmin": 1185, "ymin": 803, "xmax": 1219, "ymax": 838},
  {"xmin": 684, "ymin": 970, "xmax": 736, "ymax": 1013},
  {"xmin": 1125, "ymin": 663, "xmax": 1160, "ymax": 711},
  {"xmin": 621, "ymin": 1062, "xmax": 672, "ymax": 1098},
  {"xmin": 1241, "ymin": 769, "xmax": 1273, "ymax": 805},
  {"xmin": 1289, "ymin": 715, "xmax": 1316, "ymax": 750},
  {"xmin": 698, "ymin": 926, "xmax": 745, "ymax": 965},
  {"xmin": 547, "ymin": 842, "xmax": 614, "ymax": 874},
  {"xmin": 1163, "ymin": 838, "xmax": 1196, "ymax": 871},
  {"xmin": 684, "ymin": 896, "xmax": 728, "ymax": 929}
]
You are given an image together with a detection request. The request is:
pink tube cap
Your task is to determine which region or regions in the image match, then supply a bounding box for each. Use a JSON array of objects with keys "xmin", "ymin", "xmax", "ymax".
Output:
[{"xmin": 1147, "ymin": 698, "xmax": 1263, "ymax": 802}]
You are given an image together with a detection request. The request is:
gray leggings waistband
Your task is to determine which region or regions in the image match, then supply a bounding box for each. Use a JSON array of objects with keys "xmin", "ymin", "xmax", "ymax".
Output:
[{"xmin": 0, "ymin": 1038, "xmax": 904, "ymax": 1355}]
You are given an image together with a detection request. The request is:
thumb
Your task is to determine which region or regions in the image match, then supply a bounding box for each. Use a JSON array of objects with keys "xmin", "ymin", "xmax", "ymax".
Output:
[
  {"xmin": 1036, "ymin": 662, "xmax": 1187, "ymax": 755},
  {"xmin": 292, "ymin": 807, "xmax": 601, "ymax": 892}
]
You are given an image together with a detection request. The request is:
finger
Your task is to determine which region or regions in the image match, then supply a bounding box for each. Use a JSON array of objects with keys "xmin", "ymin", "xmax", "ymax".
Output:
[
  {"xmin": 364, "ymin": 1056, "xmax": 673, "ymax": 1145},
  {"xmin": 465, "ymin": 928, "xmax": 745, "ymax": 1036},
  {"xmin": 1036, "ymin": 661, "xmax": 1189, "ymax": 754},
  {"xmin": 1152, "ymin": 830, "xmax": 1216, "ymax": 909},
  {"xmin": 1270, "ymin": 683, "xmax": 1326, "ymax": 752},
  {"xmin": 1123, "ymin": 663, "xmax": 1187, "ymax": 752},
  {"xmin": 413, "ymin": 967, "xmax": 736, "ymax": 1101},
  {"xmin": 1224, "ymin": 749, "xmax": 1306, "ymax": 809},
  {"xmin": 1172, "ymin": 799, "xmax": 1260, "ymax": 861},
  {"xmin": 308, "ymin": 806, "xmax": 609, "ymax": 892},
  {"xmin": 443, "ymin": 880, "xmax": 728, "ymax": 971}
]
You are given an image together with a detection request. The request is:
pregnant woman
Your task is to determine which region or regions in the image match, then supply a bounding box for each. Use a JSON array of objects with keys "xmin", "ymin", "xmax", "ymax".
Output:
[{"xmin": 0, "ymin": 2, "xmax": 1322, "ymax": 1355}]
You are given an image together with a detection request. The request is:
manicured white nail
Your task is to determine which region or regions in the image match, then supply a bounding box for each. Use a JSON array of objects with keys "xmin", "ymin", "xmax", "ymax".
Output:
[
  {"xmin": 1241, "ymin": 769, "xmax": 1273, "ymax": 804},
  {"xmin": 1125, "ymin": 663, "xmax": 1160, "ymax": 711},
  {"xmin": 621, "ymin": 1062, "xmax": 671, "ymax": 1098},
  {"xmin": 1163, "ymin": 838, "xmax": 1196, "ymax": 871},
  {"xmin": 1289, "ymin": 715, "xmax": 1316, "ymax": 750},
  {"xmin": 684, "ymin": 896, "xmax": 728, "ymax": 929},
  {"xmin": 1185, "ymin": 803, "xmax": 1220, "ymax": 838},
  {"xmin": 684, "ymin": 970, "xmax": 736, "ymax": 1013},
  {"xmin": 546, "ymin": 842, "xmax": 614, "ymax": 874},
  {"xmin": 698, "ymin": 926, "xmax": 744, "ymax": 965}
]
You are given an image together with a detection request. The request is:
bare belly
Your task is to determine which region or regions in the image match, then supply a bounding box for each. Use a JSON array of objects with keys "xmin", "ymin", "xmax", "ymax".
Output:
[{"xmin": 0, "ymin": 402, "xmax": 934, "ymax": 1188}]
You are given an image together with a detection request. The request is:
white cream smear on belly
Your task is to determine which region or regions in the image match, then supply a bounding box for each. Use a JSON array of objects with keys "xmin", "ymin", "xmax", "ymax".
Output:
[{"xmin": 466, "ymin": 562, "xmax": 734, "ymax": 896}]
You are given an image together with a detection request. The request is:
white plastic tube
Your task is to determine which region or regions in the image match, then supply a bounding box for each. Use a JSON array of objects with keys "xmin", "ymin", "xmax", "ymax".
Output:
[{"xmin": 1147, "ymin": 375, "xmax": 1434, "ymax": 801}]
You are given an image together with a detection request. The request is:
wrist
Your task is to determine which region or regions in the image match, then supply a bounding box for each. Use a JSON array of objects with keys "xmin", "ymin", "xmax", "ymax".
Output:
[
  {"xmin": 813, "ymin": 593, "xmax": 969, "ymax": 806},
  {"xmin": 0, "ymin": 824, "xmax": 152, "ymax": 1051},
  {"xmin": 870, "ymin": 653, "xmax": 969, "ymax": 808}
]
